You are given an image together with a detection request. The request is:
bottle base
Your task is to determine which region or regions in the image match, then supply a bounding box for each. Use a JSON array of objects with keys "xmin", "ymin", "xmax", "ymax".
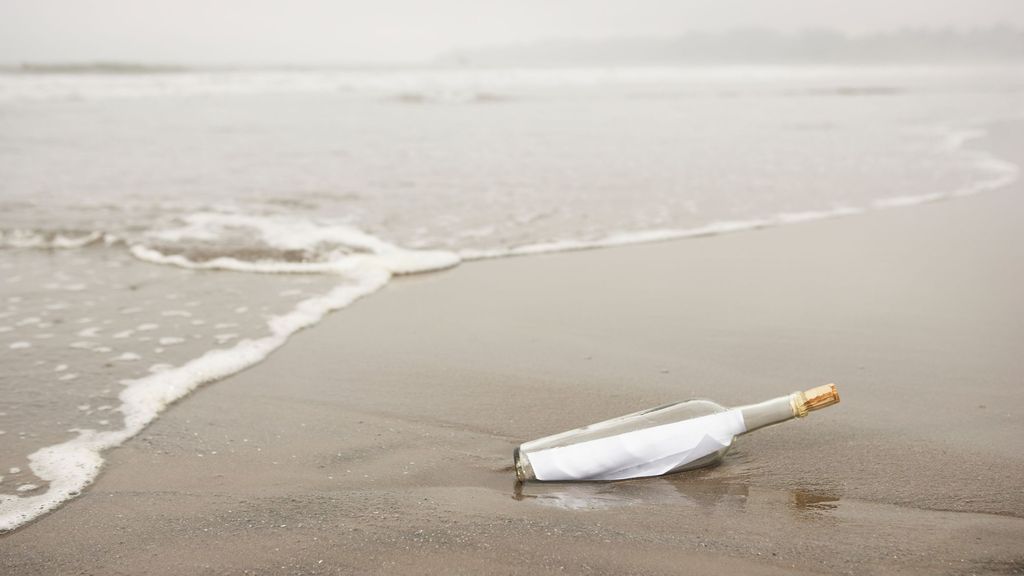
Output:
[{"xmin": 513, "ymin": 446, "xmax": 535, "ymax": 482}]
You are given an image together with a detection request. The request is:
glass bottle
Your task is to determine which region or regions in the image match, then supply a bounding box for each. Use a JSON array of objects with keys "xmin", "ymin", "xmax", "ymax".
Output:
[{"xmin": 514, "ymin": 384, "xmax": 839, "ymax": 482}]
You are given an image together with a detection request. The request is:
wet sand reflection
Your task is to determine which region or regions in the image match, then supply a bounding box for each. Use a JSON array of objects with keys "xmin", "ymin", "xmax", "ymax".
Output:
[{"xmin": 513, "ymin": 476, "xmax": 841, "ymax": 517}]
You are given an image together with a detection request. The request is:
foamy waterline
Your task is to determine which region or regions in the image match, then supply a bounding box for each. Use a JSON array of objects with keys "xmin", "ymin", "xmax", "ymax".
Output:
[
  {"xmin": 0, "ymin": 123, "xmax": 1018, "ymax": 532},
  {"xmin": 0, "ymin": 229, "xmax": 458, "ymax": 532},
  {"xmin": 128, "ymin": 212, "xmax": 463, "ymax": 276},
  {"xmin": 0, "ymin": 265, "xmax": 391, "ymax": 531},
  {"xmin": 461, "ymin": 127, "xmax": 1018, "ymax": 261},
  {"xmin": 0, "ymin": 229, "xmax": 110, "ymax": 250}
]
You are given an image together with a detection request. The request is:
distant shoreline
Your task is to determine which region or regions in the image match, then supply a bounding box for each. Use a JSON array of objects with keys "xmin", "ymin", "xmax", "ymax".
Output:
[{"xmin": 3, "ymin": 27, "xmax": 1023, "ymax": 73}]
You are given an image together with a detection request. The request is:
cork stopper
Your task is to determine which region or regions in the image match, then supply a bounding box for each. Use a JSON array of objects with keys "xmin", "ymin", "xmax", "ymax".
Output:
[{"xmin": 794, "ymin": 383, "xmax": 840, "ymax": 416}]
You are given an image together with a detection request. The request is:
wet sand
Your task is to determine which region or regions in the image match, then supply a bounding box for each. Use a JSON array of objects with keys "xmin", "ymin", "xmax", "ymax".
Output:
[{"xmin": 2, "ymin": 122, "xmax": 1024, "ymax": 574}]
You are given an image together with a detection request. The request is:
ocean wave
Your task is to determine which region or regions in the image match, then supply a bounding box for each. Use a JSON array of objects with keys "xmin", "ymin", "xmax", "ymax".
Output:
[
  {"xmin": 0, "ymin": 65, "xmax": 991, "ymax": 103},
  {"xmin": 0, "ymin": 229, "xmax": 109, "ymax": 249},
  {"xmin": 875, "ymin": 127, "xmax": 1019, "ymax": 208},
  {"xmin": 0, "ymin": 264, "xmax": 390, "ymax": 532},
  {"xmin": 12, "ymin": 62, "xmax": 189, "ymax": 75},
  {"xmin": 458, "ymin": 210, "xmax": 866, "ymax": 260},
  {"xmin": 790, "ymin": 86, "xmax": 906, "ymax": 97},
  {"xmin": 392, "ymin": 90, "xmax": 512, "ymax": 105},
  {"xmin": 0, "ymin": 214, "xmax": 459, "ymax": 532},
  {"xmin": 461, "ymin": 126, "xmax": 1018, "ymax": 260},
  {"xmin": 133, "ymin": 212, "xmax": 461, "ymax": 275}
]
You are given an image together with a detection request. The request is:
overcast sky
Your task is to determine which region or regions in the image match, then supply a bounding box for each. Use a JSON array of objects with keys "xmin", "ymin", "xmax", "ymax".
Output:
[{"xmin": 2, "ymin": 0, "xmax": 1022, "ymax": 64}]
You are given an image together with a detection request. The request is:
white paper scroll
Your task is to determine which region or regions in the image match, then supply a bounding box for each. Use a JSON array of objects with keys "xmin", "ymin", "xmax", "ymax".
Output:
[{"xmin": 527, "ymin": 409, "xmax": 747, "ymax": 481}]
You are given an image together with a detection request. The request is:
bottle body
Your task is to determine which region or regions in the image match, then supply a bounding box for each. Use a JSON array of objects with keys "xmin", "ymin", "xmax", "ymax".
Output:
[{"xmin": 514, "ymin": 384, "xmax": 838, "ymax": 482}]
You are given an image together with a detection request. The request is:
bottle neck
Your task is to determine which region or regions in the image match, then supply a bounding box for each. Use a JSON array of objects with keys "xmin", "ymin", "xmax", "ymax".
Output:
[
  {"xmin": 737, "ymin": 384, "xmax": 841, "ymax": 434},
  {"xmin": 737, "ymin": 394, "xmax": 800, "ymax": 433}
]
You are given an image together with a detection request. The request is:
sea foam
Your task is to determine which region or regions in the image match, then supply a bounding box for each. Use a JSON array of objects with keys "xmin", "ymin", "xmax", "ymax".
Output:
[
  {"xmin": 133, "ymin": 213, "xmax": 461, "ymax": 275},
  {"xmin": 0, "ymin": 220, "xmax": 458, "ymax": 532},
  {"xmin": 0, "ymin": 264, "xmax": 389, "ymax": 531},
  {"xmin": 461, "ymin": 127, "xmax": 1018, "ymax": 261},
  {"xmin": 0, "ymin": 230, "xmax": 105, "ymax": 249}
]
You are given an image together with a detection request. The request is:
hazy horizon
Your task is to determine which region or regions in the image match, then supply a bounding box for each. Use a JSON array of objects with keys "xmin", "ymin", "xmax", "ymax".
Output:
[
  {"xmin": 2, "ymin": 27, "xmax": 1023, "ymax": 70},
  {"xmin": 2, "ymin": 0, "xmax": 1023, "ymax": 65}
]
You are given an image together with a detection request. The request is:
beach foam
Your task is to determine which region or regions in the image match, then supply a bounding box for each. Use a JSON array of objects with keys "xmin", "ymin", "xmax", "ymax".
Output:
[
  {"xmin": 0, "ymin": 230, "xmax": 105, "ymax": 249},
  {"xmin": 0, "ymin": 217, "xmax": 466, "ymax": 531},
  {"xmin": 133, "ymin": 213, "xmax": 461, "ymax": 275},
  {"xmin": 461, "ymin": 126, "xmax": 1018, "ymax": 260},
  {"xmin": 0, "ymin": 264, "xmax": 390, "ymax": 531}
]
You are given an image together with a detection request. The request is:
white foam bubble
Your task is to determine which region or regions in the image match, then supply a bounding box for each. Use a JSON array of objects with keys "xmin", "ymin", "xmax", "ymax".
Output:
[
  {"xmin": 9, "ymin": 341, "xmax": 31, "ymax": 350},
  {"xmin": 132, "ymin": 213, "xmax": 460, "ymax": 275},
  {"xmin": 0, "ymin": 229, "xmax": 103, "ymax": 249}
]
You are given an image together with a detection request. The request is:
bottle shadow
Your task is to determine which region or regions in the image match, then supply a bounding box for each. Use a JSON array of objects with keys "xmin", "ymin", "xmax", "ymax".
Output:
[
  {"xmin": 512, "ymin": 473, "xmax": 841, "ymax": 516},
  {"xmin": 512, "ymin": 476, "xmax": 747, "ymax": 511}
]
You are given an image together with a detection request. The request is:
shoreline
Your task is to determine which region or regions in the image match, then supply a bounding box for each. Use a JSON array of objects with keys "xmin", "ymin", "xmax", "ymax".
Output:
[
  {"xmin": 2, "ymin": 118, "xmax": 1014, "ymax": 534},
  {"xmin": 2, "ymin": 121, "xmax": 1024, "ymax": 573}
]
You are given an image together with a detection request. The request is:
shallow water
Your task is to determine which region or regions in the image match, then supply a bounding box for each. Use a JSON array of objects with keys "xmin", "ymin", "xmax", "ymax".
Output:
[{"xmin": 0, "ymin": 64, "xmax": 1022, "ymax": 530}]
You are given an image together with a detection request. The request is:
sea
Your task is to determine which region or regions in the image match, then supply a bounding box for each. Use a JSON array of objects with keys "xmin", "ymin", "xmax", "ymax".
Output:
[{"xmin": 0, "ymin": 64, "xmax": 1021, "ymax": 530}]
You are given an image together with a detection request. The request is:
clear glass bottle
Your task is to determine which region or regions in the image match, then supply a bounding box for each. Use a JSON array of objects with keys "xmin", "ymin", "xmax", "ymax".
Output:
[{"xmin": 514, "ymin": 384, "xmax": 839, "ymax": 482}]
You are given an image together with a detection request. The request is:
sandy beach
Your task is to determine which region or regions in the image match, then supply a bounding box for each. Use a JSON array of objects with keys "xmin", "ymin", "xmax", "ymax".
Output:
[{"xmin": 2, "ymin": 122, "xmax": 1023, "ymax": 574}]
